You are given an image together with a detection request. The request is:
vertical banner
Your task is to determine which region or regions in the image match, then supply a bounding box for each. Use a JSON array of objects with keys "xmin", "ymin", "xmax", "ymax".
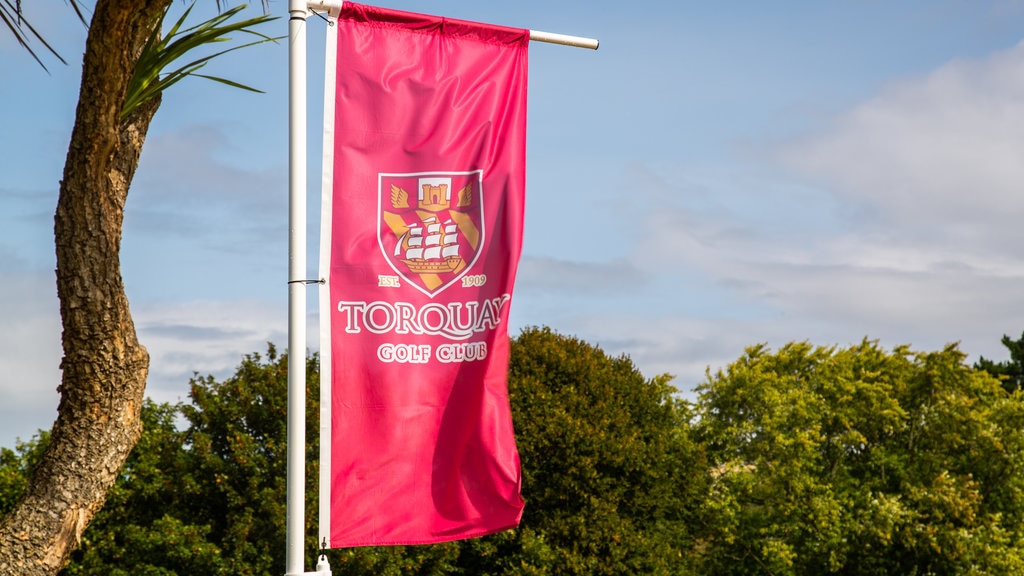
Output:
[{"xmin": 319, "ymin": 3, "xmax": 528, "ymax": 547}]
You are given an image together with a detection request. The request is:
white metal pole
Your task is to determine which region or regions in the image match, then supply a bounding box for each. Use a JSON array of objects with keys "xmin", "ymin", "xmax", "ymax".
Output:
[
  {"xmin": 286, "ymin": 0, "xmax": 308, "ymax": 573},
  {"xmin": 529, "ymin": 29, "xmax": 599, "ymax": 50}
]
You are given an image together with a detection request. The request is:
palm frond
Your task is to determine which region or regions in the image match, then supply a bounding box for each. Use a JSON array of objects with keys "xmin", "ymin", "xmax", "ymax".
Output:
[
  {"xmin": 65, "ymin": 0, "xmax": 88, "ymax": 26},
  {"xmin": 1, "ymin": 0, "xmax": 69, "ymax": 71},
  {"xmin": 122, "ymin": 3, "xmax": 280, "ymax": 119}
]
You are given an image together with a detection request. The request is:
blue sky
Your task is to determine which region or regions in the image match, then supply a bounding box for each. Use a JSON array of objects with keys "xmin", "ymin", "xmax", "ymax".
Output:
[{"xmin": 4, "ymin": 0, "xmax": 1024, "ymax": 447}]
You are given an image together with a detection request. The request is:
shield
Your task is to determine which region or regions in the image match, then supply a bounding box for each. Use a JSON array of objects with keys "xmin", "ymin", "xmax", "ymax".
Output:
[{"xmin": 378, "ymin": 171, "xmax": 485, "ymax": 297}]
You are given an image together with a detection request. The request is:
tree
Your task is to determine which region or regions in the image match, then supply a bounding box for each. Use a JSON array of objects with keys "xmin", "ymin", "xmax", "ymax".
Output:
[
  {"xmin": 61, "ymin": 346, "xmax": 310, "ymax": 575},
  {"xmin": 2, "ymin": 328, "xmax": 704, "ymax": 575},
  {"xmin": 0, "ymin": 3, "xmax": 273, "ymax": 574},
  {"xmin": 0, "ymin": 356, "xmax": 299, "ymax": 576},
  {"xmin": 472, "ymin": 326, "xmax": 705, "ymax": 575},
  {"xmin": 694, "ymin": 339, "xmax": 1024, "ymax": 575},
  {"xmin": 61, "ymin": 400, "xmax": 230, "ymax": 576},
  {"xmin": 18, "ymin": 330, "xmax": 1024, "ymax": 574},
  {"xmin": 975, "ymin": 330, "xmax": 1024, "ymax": 394}
]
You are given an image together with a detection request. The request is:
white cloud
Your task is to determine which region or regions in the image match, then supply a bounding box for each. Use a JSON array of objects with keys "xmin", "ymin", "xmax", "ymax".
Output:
[
  {"xmin": 129, "ymin": 123, "xmax": 287, "ymax": 247},
  {"xmin": 134, "ymin": 299, "xmax": 290, "ymax": 405},
  {"xmin": 0, "ymin": 286, "xmax": 296, "ymax": 447},
  {"xmin": 517, "ymin": 255, "xmax": 647, "ymax": 294},
  {"xmin": 541, "ymin": 313, "xmax": 761, "ymax": 391},
  {"xmin": 765, "ymin": 40, "xmax": 1024, "ymax": 351},
  {"xmin": 0, "ymin": 268, "xmax": 61, "ymax": 446},
  {"xmin": 533, "ymin": 42, "xmax": 1024, "ymax": 388},
  {"xmin": 781, "ymin": 40, "xmax": 1024, "ymax": 254}
]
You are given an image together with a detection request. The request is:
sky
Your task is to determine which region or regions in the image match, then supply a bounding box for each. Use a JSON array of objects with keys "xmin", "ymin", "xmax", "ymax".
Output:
[{"xmin": 4, "ymin": 0, "xmax": 1024, "ymax": 448}]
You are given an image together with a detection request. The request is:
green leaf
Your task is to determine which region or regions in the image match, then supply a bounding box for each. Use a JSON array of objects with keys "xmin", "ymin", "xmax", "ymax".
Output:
[{"xmin": 122, "ymin": 3, "xmax": 279, "ymax": 120}]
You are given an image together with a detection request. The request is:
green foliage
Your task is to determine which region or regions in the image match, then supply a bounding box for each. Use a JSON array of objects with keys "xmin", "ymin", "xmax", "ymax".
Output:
[
  {"xmin": 694, "ymin": 339, "xmax": 1024, "ymax": 575},
  {"xmin": 975, "ymin": 330, "xmax": 1024, "ymax": 394},
  {"xmin": 0, "ymin": 431, "xmax": 49, "ymax": 516},
  {"xmin": 178, "ymin": 346, "xmax": 294, "ymax": 573},
  {"xmin": 9, "ymin": 328, "xmax": 1024, "ymax": 574},
  {"xmin": 489, "ymin": 326, "xmax": 704, "ymax": 575},
  {"xmin": 61, "ymin": 400, "xmax": 226, "ymax": 576},
  {"xmin": 7, "ymin": 0, "xmax": 274, "ymax": 93},
  {"xmin": 15, "ymin": 328, "xmax": 698, "ymax": 575},
  {"xmin": 61, "ymin": 345, "xmax": 315, "ymax": 576},
  {"xmin": 122, "ymin": 3, "xmax": 278, "ymax": 119}
]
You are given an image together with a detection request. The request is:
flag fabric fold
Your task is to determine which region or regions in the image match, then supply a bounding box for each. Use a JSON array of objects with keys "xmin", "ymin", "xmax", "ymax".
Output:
[{"xmin": 319, "ymin": 2, "xmax": 528, "ymax": 547}]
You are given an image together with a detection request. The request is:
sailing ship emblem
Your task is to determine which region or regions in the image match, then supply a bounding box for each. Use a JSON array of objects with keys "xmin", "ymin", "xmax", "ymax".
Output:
[{"xmin": 378, "ymin": 171, "xmax": 484, "ymax": 297}]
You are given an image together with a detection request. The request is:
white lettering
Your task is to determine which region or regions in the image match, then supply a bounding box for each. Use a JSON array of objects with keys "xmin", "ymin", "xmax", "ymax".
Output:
[
  {"xmin": 476, "ymin": 294, "xmax": 509, "ymax": 331},
  {"xmin": 336, "ymin": 295, "xmax": 511, "ymax": 340},
  {"xmin": 364, "ymin": 301, "xmax": 396, "ymax": 334},
  {"xmin": 418, "ymin": 303, "xmax": 449, "ymax": 333},
  {"xmin": 337, "ymin": 301, "xmax": 365, "ymax": 334},
  {"xmin": 377, "ymin": 343, "xmax": 431, "ymax": 364},
  {"xmin": 436, "ymin": 341, "xmax": 487, "ymax": 363}
]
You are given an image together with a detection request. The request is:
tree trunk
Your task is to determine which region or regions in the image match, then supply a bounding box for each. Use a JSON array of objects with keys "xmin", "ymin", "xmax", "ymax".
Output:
[{"xmin": 0, "ymin": 0, "xmax": 171, "ymax": 573}]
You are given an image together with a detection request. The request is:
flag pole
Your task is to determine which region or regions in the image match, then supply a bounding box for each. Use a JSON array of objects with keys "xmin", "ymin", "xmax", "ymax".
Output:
[
  {"xmin": 530, "ymin": 29, "xmax": 599, "ymax": 50},
  {"xmin": 306, "ymin": 1, "xmax": 600, "ymax": 49},
  {"xmin": 286, "ymin": 0, "xmax": 309, "ymax": 572},
  {"xmin": 288, "ymin": 0, "xmax": 342, "ymax": 574},
  {"xmin": 287, "ymin": 1, "xmax": 595, "ymax": 572}
]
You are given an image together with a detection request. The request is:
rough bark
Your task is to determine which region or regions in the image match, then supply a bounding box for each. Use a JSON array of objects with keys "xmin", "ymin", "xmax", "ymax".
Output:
[{"xmin": 0, "ymin": 0, "xmax": 171, "ymax": 573}]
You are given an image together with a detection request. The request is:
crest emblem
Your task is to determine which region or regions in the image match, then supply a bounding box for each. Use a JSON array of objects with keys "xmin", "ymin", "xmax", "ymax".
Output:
[{"xmin": 378, "ymin": 171, "xmax": 484, "ymax": 297}]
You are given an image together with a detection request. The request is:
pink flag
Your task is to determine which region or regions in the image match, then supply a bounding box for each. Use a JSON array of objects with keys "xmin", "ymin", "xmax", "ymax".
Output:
[{"xmin": 319, "ymin": 3, "xmax": 528, "ymax": 547}]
